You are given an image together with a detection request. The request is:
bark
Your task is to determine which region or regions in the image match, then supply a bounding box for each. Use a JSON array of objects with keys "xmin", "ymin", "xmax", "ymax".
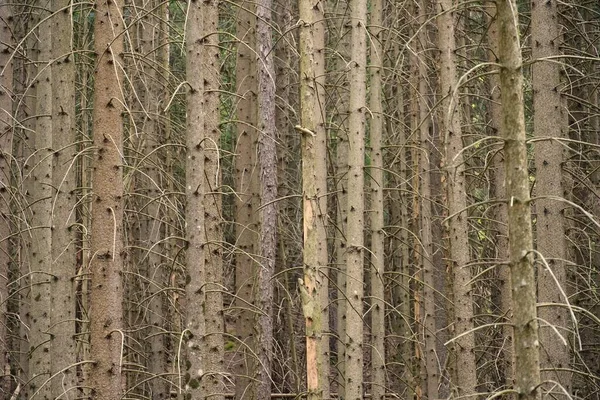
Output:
[
  {"xmin": 234, "ymin": 2, "xmax": 259, "ymax": 398},
  {"xmin": 274, "ymin": 1, "xmax": 301, "ymax": 392},
  {"xmin": 74, "ymin": 6, "xmax": 93, "ymax": 396},
  {"xmin": 17, "ymin": 8, "xmax": 37, "ymax": 395},
  {"xmin": 0, "ymin": 4, "xmax": 13, "ymax": 395},
  {"xmin": 50, "ymin": 0, "xmax": 77, "ymax": 397},
  {"xmin": 436, "ymin": 0, "xmax": 477, "ymax": 395},
  {"xmin": 89, "ymin": 0, "xmax": 125, "ymax": 398},
  {"xmin": 184, "ymin": 1, "xmax": 225, "ymax": 398},
  {"xmin": 255, "ymin": 0, "xmax": 278, "ymax": 397},
  {"xmin": 345, "ymin": 0, "xmax": 367, "ymax": 398},
  {"xmin": 298, "ymin": 0, "xmax": 328, "ymax": 398},
  {"xmin": 368, "ymin": 0, "xmax": 386, "ymax": 397},
  {"xmin": 329, "ymin": 1, "xmax": 350, "ymax": 394},
  {"xmin": 202, "ymin": 0, "xmax": 225, "ymax": 397},
  {"xmin": 412, "ymin": 0, "xmax": 438, "ymax": 397},
  {"xmin": 531, "ymin": 0, "xmax": 570, "ymax": 396},
  {"xmin": 29, "ymin": 6, "xmax": 53, "ymax": 397},
  {"xmin": 487, "ymin": 4, "xmax": 514, "ymax": 392},
  {"xmin": 408, "ymin": 18, "xmax": 423, "ymax": 398},
  {"xmin": 391, "ymin": 42, "xmax": 415, "ymax": 397},
  {"xmin": 496, "ymin": 1, "xmax": 542, "ymax": 398}
]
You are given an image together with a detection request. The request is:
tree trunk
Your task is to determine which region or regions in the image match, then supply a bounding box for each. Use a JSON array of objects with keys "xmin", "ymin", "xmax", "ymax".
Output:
[
  {"xmin": 328, "ymin": 1, "xmax": 350, "ymax": 394},
  {"xmin": 0, "ymin": 4, "xmax": 13, "ymax": 395},
  {"xmin": 184, "ymin": 0, "xmax": 225, "ymax": 398},
  {"xmin": 29, "ymin": 6, "xmax": 53, "ymax": 396},
  {"xmin": 234, "ymin": 2, "xmax": 259, "ymax": 398},
  {"xmin": 436, "ymin": 0, "xmax": 477, "ymax": 395},
  {"xmin": 412, "ymin": 0, "xmax": 438, "ymax": 397},
  {"xmin": 345, "ymin": 0, "xmax": 367, "ymax": 397},
  {"xmin": 89, "ymin": 0, "xmax": 125, "ymax": 398},
  {"xmin": 496, "ymin": 1, "xmax": 541, "ymax": 398},
  {"xmin": 487, "ymin": 4, "xmax": 514, "ymax": 392},
  {"xmin": 50, "ymin": 0, "xmax": 77, "ymax": 396},
  {"xmin": 255, "ymin": 0, "xmax": 277, "ymax": 397},
  {"xmin": 369, "ymin": 0, "xmax": 385, "ymax": 397},
  {"xmin": 203, "ymin": 0, "xmax": 225, "ymax": 397},
  {"xmin": 298, "ymin": 0, "xmax": 328, "ymax": 397},
  {"xmin": 531, "ymin": 0, "xmax": 570, "ymax": 396}
]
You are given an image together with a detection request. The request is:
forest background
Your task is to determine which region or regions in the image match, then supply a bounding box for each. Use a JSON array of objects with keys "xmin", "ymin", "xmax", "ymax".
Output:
[{"xmin": 0, "ymin": 0, "xmax": 599, "ymax": 399}]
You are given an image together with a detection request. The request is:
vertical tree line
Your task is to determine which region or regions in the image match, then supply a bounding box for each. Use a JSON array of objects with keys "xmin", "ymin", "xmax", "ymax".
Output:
[{"xmin": 0, "ymin": 0, "xmax": 599, "ymax": 399}]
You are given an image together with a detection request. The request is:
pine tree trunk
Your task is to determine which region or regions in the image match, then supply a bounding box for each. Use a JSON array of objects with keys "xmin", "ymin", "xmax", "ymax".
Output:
[
  {"xmin": 29, "ymin": 6, "xmax": 53, "ymax": 396},
  {"xmin": 50, "ymin": 0, "xmax": 77, "ymax": 396},
  {"xmin": 496, "ymin": 1, "xmax": 541, "ymax": 398},
  {"xmin": 436, "ymin": 0, "xmax": 477, "ymax": 395},
  {"xmin": 203, "ymin": 0, "xmax": 225, "ymax": 397},
  {"xmin": 369, "ymin": 0, "xmax": 385, "ymax": 396},
  {"xmin": 329, "ymin": 1, "xmax": 350, "ymax": 394},
  {"xmin": 298, "ymin": 0, "xmax": 328, "ymax": 397},
  {"xmin": 531, "ymin": 0, "xmax": 570, "ymax": 396},
  {"xmin": 234, "ymin": 2, "xmax": 259, "ymax": 398},
  {"xmin": 255, "ymin": 0, "xmax": 277, "ymax": 396},
  {"xmin": 412, "ymin": 0, "xmax": 438, "ymax": 397},
  {"xmin": 345, "ymin": 0, "xmax": 367, "ymax": 397},
  {"xmin": 487, "ymin": 4, "xmax": 514, "ymax": 392},
  {"xmin": 89, "ymin": 0, "xmax": 125, "ymax": 397},
  {"xmin": 184, "ymin": 0, "xmax": 225, "ymax": 397},
  {"xmin": 0, "ymin": 5, "xmax": 13, "ymax": 395}
]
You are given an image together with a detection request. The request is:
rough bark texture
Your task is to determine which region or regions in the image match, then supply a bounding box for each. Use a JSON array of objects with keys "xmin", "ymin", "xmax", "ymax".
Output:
[
  {"xmin": 413, "ymin": 0, "xmax": 438, "ymax": 397},
  {"xmin": 234, "ymin": 2, "xmax": 259, "ymax": 398},
  {"xmin": 487, "ymin": 4, "xmax": 514, "ymax": 392},
  {"xmin": 329, "ymin": 1, "xmax": 350, "ymax": 394},
  {"xmin": 436, "ymin": 0, "xmax": 477, "ymax": 396},
  {"xmin": 0, "ymin": 5, "xmax": 13, "ymax": 395},
  {"xmin": 255, "ymin": 0, "xmax": 277, "ymax": 397},
  {"xmin": 391, "ymin": 47, "xmax": 415, "ymax": 397},
  {"xmin": 184, "ymin": 1, "xmax": 220, "ymax": 398},
  {"xmin": 531, "ymin": 0, "xmax": 570, "ymax": 396},
  {"xmin": 298, "ymin": 0, "xmax": 328, "ymax": 398},
  {"xmin": 369, "ymin": 0, "xmax": 385, "ymax": 397},
  {"xmin": 50, "ymin": 0, "xmax": 77, "ymax": 396},
  {"xmin": 30, "ymin": 7, "xmax": 53, "ymax": 397},
  {"xmin": 497, "ymin": 1, "xmax": 541, "ymax": 398},
  {"xmin": 203, "ymin": 0, "xmax": 225, "ymax": 398},
  {"xmin": 273, "ymin": 1, "xmax": 302, "ymax": 392},
  {"xmin": 89, "ymin": 0, "xmax": 125, "ymax": 398},
  {"xmin": 18, "ymin": 12, "xmax": 38, "ymax": 395},
  {"xmin": 345, "ymin": 0, "xmax": 367, "ymax": 398},
  {"xmin": 408, "ymin": 22, "xmax": 423, "ymax": 399}
]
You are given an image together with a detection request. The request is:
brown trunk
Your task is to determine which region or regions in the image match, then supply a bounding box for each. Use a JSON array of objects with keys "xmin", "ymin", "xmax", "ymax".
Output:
[
  {"xmin": 234, "ymin": 2, "xmax": 259, "ymax": 398},
  {"xmin": 89, "ymin": 0, "xmax": 125, "ymax": 398},
  {"xmin": 436, "ymin": 0, "xmax": 477, "ymax": 395},
  {"xmin": 298, "ymin": 0, "xmax": 328, "ymax": 398},
  {"xmin": 497, "ymin": 1, "xmax": 541, "ymax": 398},
  {"xmin": 344, "ymin": 0, "xmax": 367, "ymax": 397},
  {"xmin": 531, "ymin": 0, "xmax": 571, "ymax": 396},
  {"xmin": 328, "ymin": 1, "xmax": 350, "ymax": 394},
  {"xmin": 29, "ymin": 6, "xmax": 52, "ymax": 396},
  {"xmin": 487, "ymin": 3, "xmax": 514, "ymax": 392},
  {"xmin": 369, "ymin": 0, "xmax": 385, "ymax": 396},
  {"xmin": 203, "ymin": 0, "xmax": 225, "ymax": 397},
  {"xmin": 50, "ymin": 0, "xmax": 77, "ymax": 396},
  {"xmin": 255, "ymin": 0, "xmax": 277, "ymax": 396},
  {"xmin": 0, "ymin": 4, "xmax": 13, "ymax": 395},
  {"xmin": 412, "ymin": 0, "xmax": 438, "ymax": 397}
]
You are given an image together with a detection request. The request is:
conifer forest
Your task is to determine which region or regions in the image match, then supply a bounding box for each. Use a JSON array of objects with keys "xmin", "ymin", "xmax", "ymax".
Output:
[{"xmin": 1, "ymin": 0, "xmax": 600, "ymax": 399}]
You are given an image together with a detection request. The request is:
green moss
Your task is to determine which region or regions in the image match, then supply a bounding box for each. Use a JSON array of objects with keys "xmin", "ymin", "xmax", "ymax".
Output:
[{"xmin": 188, "ymin": 378, "xmax": 200, "ymax": 389}]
